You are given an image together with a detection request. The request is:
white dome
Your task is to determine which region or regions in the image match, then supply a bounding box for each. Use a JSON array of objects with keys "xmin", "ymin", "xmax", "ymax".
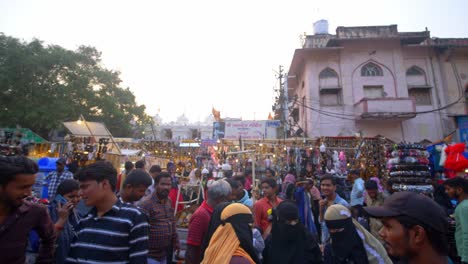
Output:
[
  {"xmin": 176, "ymin": 114, "xmax": 189, "ymax": 125},
  {"xmin": 204, "ymin": 114, "xmax": 215, "ymax": 125},
  {"xmin": 153, "ymin": 114, "xmax": 163, "ymax": 125}
]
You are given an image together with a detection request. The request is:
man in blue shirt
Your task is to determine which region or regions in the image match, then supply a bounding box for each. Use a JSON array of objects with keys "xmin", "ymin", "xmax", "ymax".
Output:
[
  {"xmin": 319, "ymin": 175, "xmax": 349, "ymax": 262},
  {"xmin": 350, "ymin": 169, "xmax": 365, "ymax": 206}
]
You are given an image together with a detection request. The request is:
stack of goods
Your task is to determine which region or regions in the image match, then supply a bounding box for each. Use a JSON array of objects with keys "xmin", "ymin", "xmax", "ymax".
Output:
[
  {"xmin": 175, "ymin": 204, "xmax": 199, "ymax": 228},
  {"xmin": 387, "ymin": 143, "xmax": 433, "ymax": 195}
]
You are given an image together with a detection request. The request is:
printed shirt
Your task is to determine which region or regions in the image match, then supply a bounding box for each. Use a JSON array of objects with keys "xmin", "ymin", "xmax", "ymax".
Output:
[
  {"xmin": 320, "ymin": 194, "xmax": 349, "ymax": 244},
  {"xmin": 0, "ymin": 201, "xmax": 56, "ymax": 264},
  {"xmin": 187, "ymin": 201, "xmax": 213, "ymax": 247},
  {"xmin": 46, "ymin": 170, "xmax": 74, "ymax": 199},
  {"xmin": 253, "ymin": 197, "xmax": 283, "ymax": 233},
  {"xmin": 139, "ymin": 192, "xmax": 179, "ymax": 261},
  {"xmin": 65, "ymin": 199, "xmax": 149, "ymax": 264}
]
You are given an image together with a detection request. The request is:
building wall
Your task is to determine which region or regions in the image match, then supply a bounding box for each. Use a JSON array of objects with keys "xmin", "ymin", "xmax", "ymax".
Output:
[
  {"xmin": 144, "ymin": 124, "xmax": 213, "ymax": 141},
  {"xmin": 296, "ymin": 39, "xmax": 447, "ymax": 142}
]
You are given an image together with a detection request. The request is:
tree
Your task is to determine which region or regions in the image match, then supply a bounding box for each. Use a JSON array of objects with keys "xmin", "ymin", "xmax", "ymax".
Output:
[{"xmin": 0, "ymin": 33, "xmax": 152, "ymax": 138}]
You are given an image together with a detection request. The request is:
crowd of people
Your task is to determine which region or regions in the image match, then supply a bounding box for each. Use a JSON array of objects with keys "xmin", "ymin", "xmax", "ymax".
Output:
[{"xmin": 0, "ymin": 155, "xmax": 467, "ymax": 264}]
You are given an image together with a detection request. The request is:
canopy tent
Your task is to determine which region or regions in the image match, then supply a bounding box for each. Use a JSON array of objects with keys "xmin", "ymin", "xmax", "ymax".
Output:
[
  {"xmin": 0, "ymin": 128, "xmax": 48, "ymax": 144},
  {"xmin": 116, "ymin": 148, "xmax": 142, "ymax": 156},
  {"xmin": 63, "ymin": 121, "xmax": 121, "ymax": 154}
]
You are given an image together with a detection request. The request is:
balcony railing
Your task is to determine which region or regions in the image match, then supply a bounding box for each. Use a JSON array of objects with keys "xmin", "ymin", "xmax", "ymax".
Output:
[{"xmin": 354, "ymin": 97, "xmax": 416, "ymax": 121}]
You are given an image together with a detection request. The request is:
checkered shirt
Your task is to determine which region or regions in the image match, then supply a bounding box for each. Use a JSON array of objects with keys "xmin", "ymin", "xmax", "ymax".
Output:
[{"xmin": 46, "ymin": 170, "xmax": 74, "ymax": 199}]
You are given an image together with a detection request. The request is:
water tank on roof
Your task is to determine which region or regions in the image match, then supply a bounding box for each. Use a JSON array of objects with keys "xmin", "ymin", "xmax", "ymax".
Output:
[{"xmin": 314, "ymin": 19, "xmax": 329, "ymax": 35}]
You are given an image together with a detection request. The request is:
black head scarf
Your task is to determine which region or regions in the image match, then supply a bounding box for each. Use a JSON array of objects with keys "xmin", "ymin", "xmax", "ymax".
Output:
[
  {"xmin": 269, "ymin": 201, "xmax": 310, "ymax": 264},
  {"xmin": 200, "ymin": 202, "xmax": 231, "ymax": 259},
  {"xmin": 224, "ymin": 213, "xmax": 260, "ymax": 264},
  {"xmin": 326, "ymin": 217, "xmax": 369, "ymax": 264}
]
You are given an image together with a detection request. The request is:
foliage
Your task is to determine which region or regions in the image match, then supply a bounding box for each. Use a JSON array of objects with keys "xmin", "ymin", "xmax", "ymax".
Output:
[{"xmin": 0, "ymin": 33, "xmax": 152, "ymax": 138}]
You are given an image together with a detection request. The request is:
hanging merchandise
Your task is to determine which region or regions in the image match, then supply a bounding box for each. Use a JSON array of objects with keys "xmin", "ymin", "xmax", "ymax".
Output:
[
  {"xmin": 319, "ymin": 143, "xmax": 326, "ymax": 153},
  {"xmin": 387, "ymin": 143, "xmax": 433, "ymax": 195},
  {"xmin": 443, "ymin": 143, "xmax": 468, "ymax": 174}
]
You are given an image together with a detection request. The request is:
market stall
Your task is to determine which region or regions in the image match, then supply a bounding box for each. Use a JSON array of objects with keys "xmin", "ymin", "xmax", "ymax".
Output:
[{"xmin": 62, "ymin": 120, "xmax": 120, "ymax": 166}]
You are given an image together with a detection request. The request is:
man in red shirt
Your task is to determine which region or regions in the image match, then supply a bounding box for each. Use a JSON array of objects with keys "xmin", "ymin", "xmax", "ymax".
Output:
[
  {"xmin": 185, "ymin": 180, "xmax": 231, "ymax": 264},
  {"xmin": 254, "ymin": 178, "xmax": 282, "ymax": 239},
  {"xmin": 167, "ymin": 162, "xmax": 184, "ymax": 212}
]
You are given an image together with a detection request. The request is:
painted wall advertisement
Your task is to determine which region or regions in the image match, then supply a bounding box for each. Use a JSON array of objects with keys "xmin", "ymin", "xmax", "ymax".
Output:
[
  {"xmin": 213, "ymin": 120, "xmax": 280, "ymax": 140},
  {"xmin": 458, "ymin": 116, "xmax": 468, "ymax": 145}
]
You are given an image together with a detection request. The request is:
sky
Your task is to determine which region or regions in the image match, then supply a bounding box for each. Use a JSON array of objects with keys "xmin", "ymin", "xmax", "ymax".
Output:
[{"xmin": 1, "ymin": 0, "xmax": 467, "ymax": 123}]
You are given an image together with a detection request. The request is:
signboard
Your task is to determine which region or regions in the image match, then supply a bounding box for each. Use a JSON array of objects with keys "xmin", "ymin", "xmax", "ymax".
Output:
[
  {"xmin": 212, "ymin": 120, "xmax": 280, "ymax": 140},
  {"xmin": 458, "ymin": 116, "xmax": 468, "ymax": 145},
  {"xmin": 224, "ymin": 121, "xmax": 266, "ymax": 140}
]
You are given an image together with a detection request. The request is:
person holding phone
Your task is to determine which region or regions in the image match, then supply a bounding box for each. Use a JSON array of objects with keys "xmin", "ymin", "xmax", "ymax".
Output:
[{"xmin": 48, "ymin": 179, "xmax": 81, "ymax": 264}]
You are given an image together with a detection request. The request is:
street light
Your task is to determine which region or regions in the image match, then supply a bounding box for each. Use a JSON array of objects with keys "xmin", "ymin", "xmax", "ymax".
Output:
[{"xmin": 77, "ymin": 115, "xmax": 84, "ymax": 125}]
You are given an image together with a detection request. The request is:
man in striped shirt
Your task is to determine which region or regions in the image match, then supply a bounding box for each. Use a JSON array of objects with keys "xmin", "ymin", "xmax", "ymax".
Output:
[{"xmin": 66, "ymin": 161, "xmax": 149, "ymax": 264}]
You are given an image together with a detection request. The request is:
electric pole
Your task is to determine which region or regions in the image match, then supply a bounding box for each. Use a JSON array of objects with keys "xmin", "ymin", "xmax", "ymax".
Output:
[{"xmin": 277, "ymin": 65, "xmax": 290, "ymax": 138}]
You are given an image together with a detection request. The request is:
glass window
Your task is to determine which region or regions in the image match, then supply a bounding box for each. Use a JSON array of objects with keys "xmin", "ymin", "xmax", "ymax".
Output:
[{"xmin": 361, "ymin": 63, "xmax": 383, "ymax": 77}]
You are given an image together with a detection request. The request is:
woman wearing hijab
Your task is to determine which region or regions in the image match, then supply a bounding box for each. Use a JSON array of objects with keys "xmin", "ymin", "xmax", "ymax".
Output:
[
  {"xmin": 324, "ymin": 204, "xmax": 392, "ymax": 264},
  {"xmin": 202, "ymin": 203, "xmax": 260, "ymax": 264},
  {"xmin": 295, "ymin": 178, "xmax": 318, "ymax": 236},
  {"xmin": 263, "ymin": 200, "xmax": 322, "ymax": 264},
  {"xmin": 280, "ymin": 173, "xmax": 296, "ymax": 200}
]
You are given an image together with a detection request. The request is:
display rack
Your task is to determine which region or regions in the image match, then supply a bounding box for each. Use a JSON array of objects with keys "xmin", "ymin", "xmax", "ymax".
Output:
[{"xmin": 387, "ymin": 143, "xmax": 433, "ymax": 195}]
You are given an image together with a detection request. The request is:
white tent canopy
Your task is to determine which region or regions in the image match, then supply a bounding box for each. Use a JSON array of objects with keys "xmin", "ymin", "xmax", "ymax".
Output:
[
  {"xmin": 115, "ymin": 148, "xmax": 142, "ymax": 156},
  {"xmin": 63, "ymin": 121, "xmax": 121, "ymax": 154},
  {"xmin": 63, "ymin": 121, "xmax": 113, "ymax": 137}
]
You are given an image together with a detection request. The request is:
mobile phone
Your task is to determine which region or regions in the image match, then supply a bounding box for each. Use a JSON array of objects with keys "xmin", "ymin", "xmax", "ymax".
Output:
[{"xmin": 55, "ymin": 194, "xmax": 68, "ymax": 205}]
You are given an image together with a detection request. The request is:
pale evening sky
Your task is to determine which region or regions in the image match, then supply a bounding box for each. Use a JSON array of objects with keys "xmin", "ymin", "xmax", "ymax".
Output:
[{"xmin": 0, "ymin": 0, "xmax": 466, "ymax": 123}]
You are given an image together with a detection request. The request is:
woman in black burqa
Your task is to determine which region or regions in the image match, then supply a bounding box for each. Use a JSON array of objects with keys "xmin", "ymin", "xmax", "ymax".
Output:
[{"xmin": 263, "ymin": 200, "xmax": 323, "ymax": 264}]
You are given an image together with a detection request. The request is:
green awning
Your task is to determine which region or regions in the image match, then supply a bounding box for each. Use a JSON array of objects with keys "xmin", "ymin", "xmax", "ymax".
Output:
[{"xmin": 0, "ymin": 128, "xmax": 48, "ymax": 144}]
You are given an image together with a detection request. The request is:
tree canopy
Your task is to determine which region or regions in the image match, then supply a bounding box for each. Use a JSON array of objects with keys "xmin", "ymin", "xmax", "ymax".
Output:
[{"xmin": 0, "ymin": 33, "xmax": 152, "ymax": 138}]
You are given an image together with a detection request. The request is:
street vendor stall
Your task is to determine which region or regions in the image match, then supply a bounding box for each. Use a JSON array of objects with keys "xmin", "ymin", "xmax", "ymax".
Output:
[{"xmin": 62, "ymin": 118, "xmax": 121, "ymax": 166}]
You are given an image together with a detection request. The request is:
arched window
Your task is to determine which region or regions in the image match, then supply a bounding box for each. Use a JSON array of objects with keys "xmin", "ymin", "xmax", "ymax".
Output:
[
  {"xmin": 361, "ymin": 62, "xmax": 383, "ymax": 77},
  {"xmin": 319, "ymin": 68, "xmax": 339, "ymax": 88},
  {"xmin": 319, "ymin": 68, "xmax": 341, "ymax": 105},
  {"xmin": 319, "ymin": 68, "xmax": 338, "ymax": 79},
  {"xmin": 407, "ymin": 66, "xmax": 431, "ymax": 105},
  {"xmin": 406, "ymin": 66, "xmax": 424, "ymax": 76},
  {"xmin": 406, "ymin": 66, "xmax": 427, "ymax": 87}
]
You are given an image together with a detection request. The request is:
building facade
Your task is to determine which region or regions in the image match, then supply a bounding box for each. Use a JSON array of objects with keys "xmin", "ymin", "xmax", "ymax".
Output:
[
  {"xmin": 144, "ymin": 113, "xmax": 214, "ymax": 141},
  {"xmin": 287, "ymin": 24, "xmax": 468, "ymax": 142}
]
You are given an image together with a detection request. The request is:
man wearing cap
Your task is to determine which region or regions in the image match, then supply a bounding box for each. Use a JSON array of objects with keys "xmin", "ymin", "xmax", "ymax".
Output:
[
  {"xmin": 364, "ymin": 191, "xmax": 451, "ymax": 264},
  {"xmin": 45, "ymin": 158, "xmax": 74, "ymax": 199}
]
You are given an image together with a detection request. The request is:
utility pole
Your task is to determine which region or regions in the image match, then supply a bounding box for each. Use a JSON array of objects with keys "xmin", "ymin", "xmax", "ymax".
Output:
[
  {"xmin": 283, "ymin": 69, "xmax": 290, "ymax": 138},
  {"xmin": 277, "ymin": 65, "xmax": 290, "ymax": 138}
]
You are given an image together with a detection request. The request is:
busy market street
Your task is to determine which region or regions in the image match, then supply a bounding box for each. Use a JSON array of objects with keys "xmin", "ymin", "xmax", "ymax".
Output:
[{"xmin": 1, "ymin": 1, "xmax": 468, "ymax": 264}]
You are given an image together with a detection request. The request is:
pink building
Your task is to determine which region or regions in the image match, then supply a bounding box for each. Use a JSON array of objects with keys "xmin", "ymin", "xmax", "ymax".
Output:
[{"xmin": 287, "ymin": 24, "xmax": 468, "ymax": 142}]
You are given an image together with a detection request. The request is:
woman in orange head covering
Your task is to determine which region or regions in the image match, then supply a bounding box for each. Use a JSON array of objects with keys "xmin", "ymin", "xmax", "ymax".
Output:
[{"xmin": 202, "ymin": 203, "xmax": 259, "ymax": 264}]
